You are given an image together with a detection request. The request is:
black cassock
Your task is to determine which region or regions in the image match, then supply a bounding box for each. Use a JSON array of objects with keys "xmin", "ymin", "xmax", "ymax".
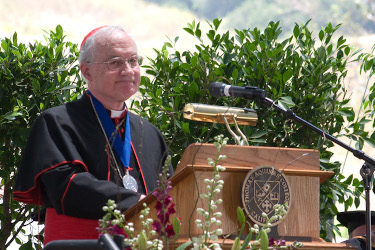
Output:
[
  {"xmin": 13, "ymin": 92, "xmax": 172, "ymax": 241},
  {"xmin": 344, "ymin": 237, "xmax": 375, "ymax": 250}
]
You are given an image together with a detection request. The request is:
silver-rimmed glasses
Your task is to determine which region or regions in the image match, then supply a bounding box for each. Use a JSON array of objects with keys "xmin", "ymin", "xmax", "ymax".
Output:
[{"xmin": 88, "ymin": 56, "xmax": 143, "ymax": 70}]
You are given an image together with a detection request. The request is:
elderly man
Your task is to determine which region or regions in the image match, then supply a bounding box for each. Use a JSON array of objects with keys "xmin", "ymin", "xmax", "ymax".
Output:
[{"xmin": 13, "ymin": 26, "xmax": 172, "ymax": 244}]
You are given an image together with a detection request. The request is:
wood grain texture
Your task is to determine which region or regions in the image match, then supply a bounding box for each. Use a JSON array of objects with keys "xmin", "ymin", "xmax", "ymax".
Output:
[{"xmin": 124, "ymin": 144, "xmax": 336, "ymax": 245}]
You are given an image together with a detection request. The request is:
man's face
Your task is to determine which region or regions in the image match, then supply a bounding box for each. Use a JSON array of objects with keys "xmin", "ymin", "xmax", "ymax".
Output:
[
  {"xmin": 82, "ymin": 30, "xmax": 141, "ymax": 110},
  {"xmin": 351, "ymin": 224, "xmax": 375, "ymax": 238}
]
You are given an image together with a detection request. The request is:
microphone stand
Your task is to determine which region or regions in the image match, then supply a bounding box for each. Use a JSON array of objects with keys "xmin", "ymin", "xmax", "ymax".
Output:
[{"xmin": 258, "ymin": 96, "xmax": 375, "ymax": 250}]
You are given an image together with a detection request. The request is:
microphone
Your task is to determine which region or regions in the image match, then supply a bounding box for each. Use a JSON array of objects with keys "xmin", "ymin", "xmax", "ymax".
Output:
[
  {"xmin": 209, "ymin": 82, "xmax": 266, "ymax": 100},
  {"xmin": 183, "ymin": 103, "xmax": 257, "ymax": 126}
]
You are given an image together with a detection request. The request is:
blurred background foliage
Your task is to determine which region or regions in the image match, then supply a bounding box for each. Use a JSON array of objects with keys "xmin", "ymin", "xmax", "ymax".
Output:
[
  {"xmin": 0, "ymin": 26, "xmax": 85, "ymax": 249},
  {"xmin": 132, "ymin": 19, "xmax": 375, "ymax": 240}
]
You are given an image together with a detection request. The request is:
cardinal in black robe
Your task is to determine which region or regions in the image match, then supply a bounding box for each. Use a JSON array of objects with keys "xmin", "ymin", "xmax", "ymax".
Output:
[{"xmin": 13, "ymin": 91, "xmax": 172, "ymax": 243}]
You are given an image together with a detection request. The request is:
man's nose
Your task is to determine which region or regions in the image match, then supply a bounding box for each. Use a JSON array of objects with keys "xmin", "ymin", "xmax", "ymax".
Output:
[{"xmin": 120, "ymin": 62, "xmax": 133, "ymax": 72}]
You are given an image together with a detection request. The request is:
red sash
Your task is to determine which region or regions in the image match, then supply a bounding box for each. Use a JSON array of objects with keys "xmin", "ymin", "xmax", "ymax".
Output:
[{"xmin": 44, "ymin": 208, "xmax": 99, "ymax": 244}]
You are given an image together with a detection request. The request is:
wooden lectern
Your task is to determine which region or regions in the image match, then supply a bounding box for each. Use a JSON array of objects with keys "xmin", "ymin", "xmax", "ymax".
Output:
[{"xmin": 124, "ymin": 144, "xmax": 355, "ymax": 249}]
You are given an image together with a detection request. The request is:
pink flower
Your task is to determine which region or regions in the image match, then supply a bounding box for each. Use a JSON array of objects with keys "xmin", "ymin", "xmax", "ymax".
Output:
[
  {"xmin": 112, "ymin": 225, "xmax": 127, "ymax": 238},
  {"xmin": 152, "ymin": 221, "xmax": 162, "ymax": 234},
  {"xmin": 163, "ymin": 195, "xmax": 172, "ymax": 206},
  {"xmin": 155, "ymin": 201, "xmax": 162, "ymax": 210},
  {"xmin": 167, "ymin": 203, "xmax": 176, "ymax": 215},
  {"xmin": 166, "ymin": 224, "xmax": 175, "ymax": 237},
  {"xmin": 276, "ymin": 239, "xmax": 286, "ymax": 246},
  {"xmin": 152, "ymin": 166, "xmax": 179, "ymax": 240}
]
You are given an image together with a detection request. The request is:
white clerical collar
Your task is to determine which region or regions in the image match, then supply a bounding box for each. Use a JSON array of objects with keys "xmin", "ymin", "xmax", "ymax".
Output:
[{"xmin": 110, "ymin": 105, "xmax": 127, "ymax": 118}]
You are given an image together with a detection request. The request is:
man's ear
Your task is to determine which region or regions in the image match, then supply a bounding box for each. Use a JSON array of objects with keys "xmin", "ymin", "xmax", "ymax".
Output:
[{"xmin": 80, "ymin": 63, "xmax": 92, "ymax": 81}]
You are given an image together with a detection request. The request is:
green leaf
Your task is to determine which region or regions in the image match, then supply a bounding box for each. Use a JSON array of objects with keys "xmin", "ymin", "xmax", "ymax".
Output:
[
  {"xmin": 180, "ymin": 63, "xmax": 191, "ymax": 71},
  {"xmin": 195, "ymin": 28, "xmax": 201, "ymax": 38},
  {"xmin": 250, "ymin": 131, "xmax": 266, "ymax": 138},
  {"xmin": 19, "ymin": 241, "xmax": 33, "ymax": 250},
  {"xmin": 5, "ymin": 111, "xmax": 23, "ymax": 120},
  {"xmin": 182, "ymin": 122, "xmax": 190, "ymax": 133},
  {"xmin": 319, "ymin": 30, "xmax": 324, "ymax": 41},
  {"xmin": 232, "ymin": 68, "xmax": 239, "ymax": 80},
  {"xmin": 176, "ymin": 241, "xmax": 193, "ymax": 250},
  {"xmin": 172, "ymin": 60, "xmax": 180, "ymax": 69},
  {"xmin": 364, "ymin": 137, "xmax": 375, "ymax": 148},
  {"xmin": 293, "ymin": 25, "xmax": 300, "ymax": 38},
  {"xmin": 213, "ymin": 18, "xmax": 222, "ymax": 30},
  {"xmin": 327, "ymin": 44, "xmax": 333, "ymax": 55},
  {"xmin": 337, "ymin": 50, "xmax": 343, "ymax": 59},
  {"xmin": 156, "ymin": 88, "xmax": 162, "ymax": 97},
  {"xmin": 250, "ymin": 138, "xmax": 267, "ymax": 143},
  {"xmin": 193, "ymin": 70, "xmax": 200, "ymax": 79},
  {"xmin": 56, "ymin": 25, "xmax": 63, "ymax": 39},
  {"xmin": 188, "ymin": 82, "xmax": 198, "ymax": 97},
  {"xmin": 365, "ymin": 59, "xmax": 374, "ymax": 71},
  {"xmin": 278, "ymin": 96, "xmax": 295, "ymax": 108},
  {"xmin": 344, "ymin": 46, "xmax": 350, "ymax": 56},
  {"xmin": 237, "ymin": 206, "xmax": 246, "ymax": 226},
  {"xmin": 231, "ymin": 237, "xmax": 241, "ymax": 250},
  {"xmin": 191, "ymin": 56, "xmax": 198, "ymax": 67},
  {"xmin": 1, "ymin": 40, "xmax": 8, "ymax": 51},
  {"xmin": 173, "ymin": 217, "xmax": 181, "ymax": 235},
  {"xmin": 338, "ymin": 107, "xmax": 354, "ymax": 118},
  {"xmin": 183, "ymin": 27, "xmax": 194, "ymax": 36},
  {"xmin": 355, "ymin": 139, "xmax": 364, "ymax": 150},
  {"xmin": 137, "ymin": 231, "xmax": 148, "ymax": 250},
  {"xmin": 260, "ymin": 228, "xmax": 269, "ymax": 250},
  {"xmin": 337, "ymin": 36, "xmax": 346, "ymax": 47},
  {"xmin": 12, "ymin": 32, "xmax": 18, "ymax": 45},
  {"xmin": 282, "ymin": 70, "xmax": 293, "ymax": 82},
  {"xmin": 163, "ymin": 42, "xmax": 173, "ymax": 50},
  {"xmin": 163, "ymin": 49, "xmax": 169, "ymax": 58},
  {"xmin": 240, "ymin": 233, "xmax": 253, "ymax": 250}
]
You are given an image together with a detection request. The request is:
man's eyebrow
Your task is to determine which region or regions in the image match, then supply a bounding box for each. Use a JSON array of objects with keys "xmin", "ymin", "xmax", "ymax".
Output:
[{"xmin": 107, "ymin": 54, "xmax": 138, "ymax": 59}]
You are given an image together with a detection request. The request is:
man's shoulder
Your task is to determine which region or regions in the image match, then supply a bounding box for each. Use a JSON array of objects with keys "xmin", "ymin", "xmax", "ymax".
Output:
[
  {"xmin": 41, "ymin": 95, "xmax": 88, "ymax": 117},
  {"xmin": 128, "ymin": 111, "xmax": 152, "ymax": 125},
  {"xmin": 39, "ymin": 103, "xmax": 69, "ymax": 118},
  {"xmin": 344, "ymin": 236, "xmax": 371, "ymax": 250},
  {"xmin": 128, "ymin": 112, "xmax": 161, "ymax": 133}
]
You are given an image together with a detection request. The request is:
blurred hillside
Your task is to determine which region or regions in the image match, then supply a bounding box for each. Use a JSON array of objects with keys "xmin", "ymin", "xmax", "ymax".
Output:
[
  {"xmin": 145, "ymin": 0, "xmax": 375, "ymax": 36},
  {"xmin": 0, "ymin": 0, "xmax": 197, "ymax": 56},
  {"xmin": 1, "ymin": 0, "xmax": 374, "ymax": 53}
]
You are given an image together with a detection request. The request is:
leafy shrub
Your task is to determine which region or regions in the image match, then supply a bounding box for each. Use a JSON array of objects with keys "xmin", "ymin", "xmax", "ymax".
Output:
[
  {"xmin": 0, "ymin": 25, "xmax": 85, "ymax": 249},
  {"xmin": 132, "ymin": 19, "xmax": 374, "ymax": 239}
]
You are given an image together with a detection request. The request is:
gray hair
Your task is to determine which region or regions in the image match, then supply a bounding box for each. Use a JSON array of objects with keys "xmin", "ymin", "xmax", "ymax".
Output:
[{"xmin": 78, "ymin": 26, "xmax": 129, "ymax": 65}]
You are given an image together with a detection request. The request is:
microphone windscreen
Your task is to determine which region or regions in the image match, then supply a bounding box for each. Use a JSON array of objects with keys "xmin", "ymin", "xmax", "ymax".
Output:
[{"xmin": 209, "ymin": 82, "xmax": 225, "ymax": 97}]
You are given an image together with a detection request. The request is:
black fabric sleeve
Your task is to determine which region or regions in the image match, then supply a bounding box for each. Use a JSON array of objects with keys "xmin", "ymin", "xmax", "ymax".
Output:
[
  {"xmin": 343, "ymin": 238, "xmax": 366, "ymax": 249},
  {"xmin": 40, "ymin": 163, "xmax": 141, "ymax": 220}
]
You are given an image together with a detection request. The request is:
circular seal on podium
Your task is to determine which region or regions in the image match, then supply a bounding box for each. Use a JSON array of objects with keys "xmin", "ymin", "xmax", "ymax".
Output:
[{"xmin": 241, "ymin": 165, "xmax": 291, "ymax": 226}]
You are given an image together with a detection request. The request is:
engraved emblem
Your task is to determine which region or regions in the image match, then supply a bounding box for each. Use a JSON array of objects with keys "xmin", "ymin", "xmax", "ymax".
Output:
[{"xmin": 241, "ymin": 166, "xmax": 291, "ymax": 226}]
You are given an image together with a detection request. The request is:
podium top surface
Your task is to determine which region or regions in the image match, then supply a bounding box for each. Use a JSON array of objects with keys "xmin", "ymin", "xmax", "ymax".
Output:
[
  {"xmin": 178, "ymin": 143, "xmax": 320, "ymax": 171},
  {"xmin": 175, "ymin": 143, "xmax": 333, "ymax": 183}
]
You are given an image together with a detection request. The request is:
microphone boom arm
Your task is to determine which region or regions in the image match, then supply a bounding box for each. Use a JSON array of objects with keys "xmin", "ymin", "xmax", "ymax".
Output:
[
  {"xmin": 260, "ymin": 96, "xmax": 375, "ymax": 250},
  {"xmin": 261, "ymin": 97, "xmax": 375, "ymax": 165}
]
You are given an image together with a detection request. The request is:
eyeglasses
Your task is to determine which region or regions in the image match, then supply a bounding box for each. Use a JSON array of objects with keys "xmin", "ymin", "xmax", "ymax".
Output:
[{"xmin": 88, "ymin": 56, "xmax": 143, "ymax": 70}]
